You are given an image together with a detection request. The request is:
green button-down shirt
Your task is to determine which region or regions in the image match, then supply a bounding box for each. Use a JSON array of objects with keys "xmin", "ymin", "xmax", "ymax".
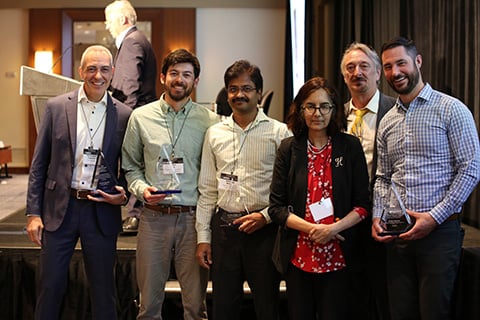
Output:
[{"xmin": 122, "ymin": 95, "xmax": 219, "ymax": 206}]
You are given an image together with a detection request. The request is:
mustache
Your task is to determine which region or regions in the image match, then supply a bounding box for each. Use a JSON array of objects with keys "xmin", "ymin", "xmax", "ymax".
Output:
[
  {"xmin": 351, "ymin": 75, "xmax": 366, "ymax": 82},
  {"xmin": 172, "ymin": 81, "xmax": 186, "ymax": 89},
  {"xmin": 393, "ymin": 74, "xmax": 405, "ymax": 81},
  {"xmin": 232, "ymin": 97, "xmax": 249, "ymax": 103}
]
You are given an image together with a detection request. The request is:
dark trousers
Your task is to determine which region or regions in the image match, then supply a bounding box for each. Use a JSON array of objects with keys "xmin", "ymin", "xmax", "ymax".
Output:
[
  {"xmin": 211, "ymin": 213, "xmax": 280, "ymax": 320},
  {"xmin": 366, "ymin": 239, "xmax": 391, "ymax": 320},
  {"xmin": 386, "ymin": 219, "xmax": 463, "ymax": 320},
  {"xmin": 349, "ymin": 218, "xmax": 391, "ymax": 320},
  {"xmin": 35, "ymin": 198, "xmax": 118, "ymax": 320},
  {"xmin": 285, "ymin": 263, "xmax": 349, "ymax": 320}
]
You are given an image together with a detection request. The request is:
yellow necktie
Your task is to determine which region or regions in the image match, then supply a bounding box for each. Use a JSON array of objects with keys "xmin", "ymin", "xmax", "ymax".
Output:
[{"xmin": 350, "ymin": 108, "xmax": 369, "ymax": 137}]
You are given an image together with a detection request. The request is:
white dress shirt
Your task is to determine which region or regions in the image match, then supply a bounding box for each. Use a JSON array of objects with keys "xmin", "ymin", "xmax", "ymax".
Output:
[
  {"xmin": 346, "ymin": 90, "xmax": 380, "ymax": 179},
  {"xmin": 71, "ymin": 87, "xmax": 107, "ymax": 189}
]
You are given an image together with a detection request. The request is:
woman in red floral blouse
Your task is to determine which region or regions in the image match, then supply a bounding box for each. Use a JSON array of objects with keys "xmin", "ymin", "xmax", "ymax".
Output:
[{"xmin": 269, "ymin": 77, "xmax": 371, "ymax": 320}]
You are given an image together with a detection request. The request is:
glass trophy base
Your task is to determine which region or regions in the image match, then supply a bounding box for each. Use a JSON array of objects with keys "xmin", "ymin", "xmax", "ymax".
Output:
[
  {"xmin": 379, "ymin": 219, "xmax": 413, "ymax": 236},
  {"xmin": 379, "ymin": 208, "xmax": 413, "ymax": 236},
  {"xmin": 151, "ymin": 189, "xmax": 182, "ymax": 195}
]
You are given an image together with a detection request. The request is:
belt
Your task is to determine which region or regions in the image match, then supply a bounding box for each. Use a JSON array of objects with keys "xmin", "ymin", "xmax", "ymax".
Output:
[
  {"xmin": 217, "ymin": 207, "xmax": 264, "ymax": 215},
  {"xmin": 445, "ymin": 213, "xmax": 461, "ymax": 222},
  {"xmin": 70, "ymin": 188, "xmax": 94, "ymax": 200},
  {"xmin": 144, "ymin": 203, "xmax": 195, "ymax": 214}
]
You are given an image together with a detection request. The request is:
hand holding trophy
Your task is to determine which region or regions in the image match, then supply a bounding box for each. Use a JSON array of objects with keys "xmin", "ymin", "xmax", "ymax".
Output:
[
  {"xmin": 379, "ymin": 181, "xmax": 413, "ymax": 236},
  {"xmin": 152, "ymin": 144, "xmax": 182, "ymax": 196},
  {"xmin": 90, "ymin": 150, "xmax": 119, "ymax": 196}
]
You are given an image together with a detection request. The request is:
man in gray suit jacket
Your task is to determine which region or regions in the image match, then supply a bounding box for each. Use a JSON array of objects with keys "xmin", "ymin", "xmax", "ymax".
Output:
[
  {"xmin": 25, "ymin": 45, "xmax": 131, "ymax": 320},
  {"xmin": 340, "ymin": 42, "xmax": 396, "ymax": 320},
  {"xmin": 105, "ymin": 0, "xmax": 158, "ymax": 232}
]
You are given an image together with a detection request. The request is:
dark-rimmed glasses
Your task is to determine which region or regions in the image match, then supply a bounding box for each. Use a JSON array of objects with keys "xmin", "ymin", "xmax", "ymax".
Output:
[
  {"xmin": 227, "ymin": 86, "xmax": 257, "ymax": 94},
  {"xmin": 302, "ymin": 103, "xmax": 334, "ymax": 115}
]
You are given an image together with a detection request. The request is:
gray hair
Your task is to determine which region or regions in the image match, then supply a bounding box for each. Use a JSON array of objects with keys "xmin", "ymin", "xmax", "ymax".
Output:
[
  {"xmin": 340, "ymin": 42, "xmax": 382, "ymax": 75},
  {"xmin": 80, "ymin": 45, "xmax": 113, "ymax": 68},
  {"xmin": 105, "ymin": 0, "xmax": 137, "ymax": 25}
]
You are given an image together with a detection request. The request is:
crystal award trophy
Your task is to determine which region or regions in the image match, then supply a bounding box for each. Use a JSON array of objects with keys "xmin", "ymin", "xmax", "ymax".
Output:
[
  {"xmin": 379, "ymin": 181, "xmax": 413, "ymax": 236},
  {"xmin": 90, "ymin": 150, "xmax": 119, "ymax": 195},
  {"xmin": 153, "ymin": 145, "xmax": 182, "ymax": 195}
]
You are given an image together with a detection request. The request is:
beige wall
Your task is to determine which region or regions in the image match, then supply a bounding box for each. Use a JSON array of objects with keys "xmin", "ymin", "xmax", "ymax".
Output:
[
  {"xmin": 196, "ymin": 8, "xmax": 286, "ymax": 121},
  {"xmin": 0, "ymin": 9, "xmax": 29, "ymax": 167}
]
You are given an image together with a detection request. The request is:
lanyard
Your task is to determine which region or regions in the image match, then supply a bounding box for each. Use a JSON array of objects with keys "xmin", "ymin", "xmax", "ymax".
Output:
[
  {"xmin": 164, "ymin": 106, "xmax": 191, "ymax": 159},
  {"xmin": 231, "ymin": 119, "xmax": 255, "ymax": 175},
  {"xmin": 80, "ymin": 101, "xmax": 106, "ymax": 148}
]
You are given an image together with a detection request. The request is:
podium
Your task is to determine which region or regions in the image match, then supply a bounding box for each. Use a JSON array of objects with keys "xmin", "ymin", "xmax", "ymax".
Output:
[
  {"xmin": 20, "ymin": 66, "xmax": 82, "ymax": 132},
  {"xmin": 0, "ymin": 145, "xmax": 12, "ymax": 179}
]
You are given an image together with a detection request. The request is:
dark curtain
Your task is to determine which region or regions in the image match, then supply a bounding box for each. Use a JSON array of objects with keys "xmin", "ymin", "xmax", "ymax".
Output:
[
  {"xmin": 326, "ymin": 0, "xmax": 414, "ymax": 101},
  {"xmin": 0, "ymin": 249, "xmax": 139, "ymax": 320}
]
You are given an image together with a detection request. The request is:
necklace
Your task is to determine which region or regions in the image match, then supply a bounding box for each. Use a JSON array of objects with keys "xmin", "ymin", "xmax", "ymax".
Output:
[{"xmin": 307, "ymin": 138, "xmax": 329, "ymax": 154}]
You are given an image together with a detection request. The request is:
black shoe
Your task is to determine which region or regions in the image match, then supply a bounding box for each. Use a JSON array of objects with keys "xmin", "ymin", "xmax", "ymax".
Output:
[{"xmin": 122, "ymin": 216, "xmax": 139, "ymax": 233}]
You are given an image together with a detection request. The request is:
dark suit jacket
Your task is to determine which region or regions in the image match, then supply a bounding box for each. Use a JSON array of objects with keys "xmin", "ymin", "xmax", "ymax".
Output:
[
  {"xmin": 26, "ymin": 90, "xmax": 131, "ymax": 236},
  {"xmin": 110, "ymin": 26, "xmax": 157, "ymax": 108},
  {"xmin": 269, "ymin": 133, "xmax": 371, "ymax": 274},
  {"xmin": 371, "ymin": 93, "xmax": 396, "ymax": 188}
]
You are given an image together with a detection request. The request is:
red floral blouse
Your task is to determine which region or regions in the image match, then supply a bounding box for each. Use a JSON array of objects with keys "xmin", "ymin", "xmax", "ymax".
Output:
[{"xmin": 290, "ymin": 139, "xmax": 346, "ymax": 273}]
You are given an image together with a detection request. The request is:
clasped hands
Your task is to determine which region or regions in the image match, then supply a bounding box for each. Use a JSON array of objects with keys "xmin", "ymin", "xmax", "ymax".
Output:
[{"xmin": 308, "ymin": 223, "xmax": 345, "ymax": 244}]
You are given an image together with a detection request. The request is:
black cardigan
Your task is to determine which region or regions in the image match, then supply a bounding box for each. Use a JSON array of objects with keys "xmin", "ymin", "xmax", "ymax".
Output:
[{"xmin": 268, "ymin": 132, "xmax": 371, "ymax": 274}]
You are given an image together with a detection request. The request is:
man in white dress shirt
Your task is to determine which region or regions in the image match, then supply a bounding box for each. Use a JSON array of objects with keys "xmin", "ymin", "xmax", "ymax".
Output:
[{"xmin": 195, "ymin": 60, "xmax": 291, "ymax": 320}]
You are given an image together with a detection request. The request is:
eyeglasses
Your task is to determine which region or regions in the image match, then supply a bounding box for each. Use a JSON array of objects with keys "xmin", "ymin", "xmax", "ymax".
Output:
[
  {"xmin": 227, "ymin": 86, "xmax": 257, "ymax": 94},
  {"xmin": 302, "ymin": 103, "xmax": 334, "ymax": 115},
  {"xmin": 345, "ymin": 62, "xmax": 372, "ymax": 74}
]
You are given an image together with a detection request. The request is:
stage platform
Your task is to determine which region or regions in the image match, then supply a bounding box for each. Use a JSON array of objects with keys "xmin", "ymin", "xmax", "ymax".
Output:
[
  {"xmin": 0, "ymin": 208, "xmax": 288, "ymax": 319},
  {"xmin": 0, "ymin": 174, "xmax": 479, "ymax": 319}
]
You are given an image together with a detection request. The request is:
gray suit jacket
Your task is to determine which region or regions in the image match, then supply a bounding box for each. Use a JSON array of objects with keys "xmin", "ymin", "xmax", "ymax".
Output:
[
  {"xmin": 26, "ymin": 90, "xmax": 131, "ymax": 235},
  {"xmin": 110, "ymin": 26, "xmax": 157, "ymax": 108},
  {"xmin": 372, "ymin": 93, "xmax": 396, "ymax": 188}
]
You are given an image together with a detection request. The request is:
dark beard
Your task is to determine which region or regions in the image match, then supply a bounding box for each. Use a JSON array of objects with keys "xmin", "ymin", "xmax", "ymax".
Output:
[
  {"xmin": 389, "ymin": 68, "xmax": 420, "ymax": 95},
  {"xmin": 166, "ymin": 85, "xmax": 193, "ymax": 102}
]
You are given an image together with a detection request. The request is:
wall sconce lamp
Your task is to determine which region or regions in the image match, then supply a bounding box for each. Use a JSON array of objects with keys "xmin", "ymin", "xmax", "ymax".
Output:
[{"xmin": 34, "ymin": 50, "xmax": 53, "ymax": 73}]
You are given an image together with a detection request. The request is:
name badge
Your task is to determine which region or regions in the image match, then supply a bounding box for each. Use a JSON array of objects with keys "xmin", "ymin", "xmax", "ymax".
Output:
[
  {"xmin": 309, "ymin": 197, "xmax": 333, "ymax": 222},
  {"xmin": 218, "ymin": 172, "xmax": 239, "ymax": 191},
  {"xmin": 162, "ymin": 157, "xmax": 184, "ymax": 174},
  {"xmin": 82, "ymin": 147, "xmax": 100, "ymax": 190},
  {"xmin": 83, "ymin": 147, "xmax": 100, "ymax": 165}
]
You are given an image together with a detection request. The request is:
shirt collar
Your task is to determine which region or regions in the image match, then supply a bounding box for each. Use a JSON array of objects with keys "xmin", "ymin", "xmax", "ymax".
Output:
[
  {"xmin": 159, "ymin": 93, "xmax": 193, "ymax": 114},
  {"xmin": 348, "ymin": 89, "xmax": 380, "ymax": 114},
  {"xmin": 396, "ymin": 83, "xmax": 432, "ymax": 111},
  {"xmin": 225, "ymin": 107, "xmax": 269, "ymax": 129},
  {"xmin": 78, "ymin": 86, "xmax": 108, "ymax": 106},
  {"xmin": 116, "ymin": 25, "xmax": 135, "ymax": 49}
]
